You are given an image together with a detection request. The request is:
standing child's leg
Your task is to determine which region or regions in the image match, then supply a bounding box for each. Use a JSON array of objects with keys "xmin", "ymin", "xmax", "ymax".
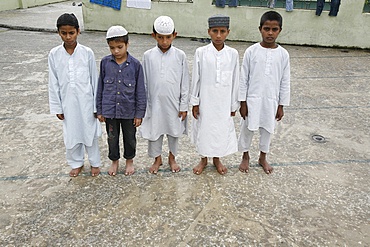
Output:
[
  {"xmin": 258, "ymin": 152, "xmax": 273, "ymax": 174},
  {"xmin": 106, "ymin": 118, "xmax": 121, "ymax": 176},
  {"xmin": 168, "ymin": 135, "xmax": 180, "ymax": 173},
  {"xmin": 193, "ymin": 157, "xmax": 208, "ymax": 175},
  {"xmin": 239, "ymin": 152, "xmax": 250, "ymax": 173},
  {"xmin": 86, "ymin": 137, "xmax": 101, "ymax": 176},
  {"xmin": 168, "ymin": 152, "xmax": 179, "ymax": 173},
  {"xmin": 148, "ymin": 135, "xmax": 164, "ymax": 174},
  {"xmin": 122, "ymin": 119, "xmax": 136, "ymax": 176},
  {"xmin": 149, "ymin": 156, "xmax": 162, "ymax": 174},
  {"xmin": 238, "ymin": 119, "xmax": 254, "ymax": 173},
  {"xmin": 213, "ymin": 157, "xmax": 227, "ymax": 175},
  {"xmin": 258, "ymin": 128, "xmax": 273, "ymax": 174},
  {"xmin": 109, "ymin": 160, "xmax": 119, "ymax": 176},
  {"xmin": 66, "ymin": 143, "xmax": 85, "ymax": 177},
  {"xmin": 125, "ymin": 159, "xmax": 135, "ymax": 176}
]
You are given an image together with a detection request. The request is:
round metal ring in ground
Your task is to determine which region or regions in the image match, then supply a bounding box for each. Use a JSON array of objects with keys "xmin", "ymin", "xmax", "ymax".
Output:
[{"xmin": 312, "ymin": 134, "xmax": 326, "ymax": 143}]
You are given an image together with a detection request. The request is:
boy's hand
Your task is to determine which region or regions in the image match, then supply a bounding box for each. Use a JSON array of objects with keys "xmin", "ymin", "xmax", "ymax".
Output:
[
  {"xmin": 239, "ymin": 101, "xmax": 248, "ymax": 119},
  {"xmin": 56, "ymin": 114, "xmax": 64, "ymax": 120},
  {"xmin": 134, "ymin": 118, "xmax": 142, "ymax": 127},
  {"xmin": 275, "ymin": 105, "xmax": 284, "ymax": 121},
  {"xmin": 97, "ymin": 115, "xmax": 106, "ymax": 122},
  {"xmin": 178, "ymin": 111, "xmax": 187, "ymax": 121},
  {"xmin": 192, "ymin": 106, "xmax": 199, "ymax": 119},
  {"xmin": 231, "ymin": 111, "xmax": 236, "ymax": 117}
]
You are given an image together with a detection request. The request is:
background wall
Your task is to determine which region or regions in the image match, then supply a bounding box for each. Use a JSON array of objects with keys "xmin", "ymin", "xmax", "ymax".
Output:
[
  {"xmin": 0, "ymin": 0, "xmax": 63, "ymax": 11},
  {"xmin": 82, "ymin": 0, "xmax": 370, "ymax": 49},
  {"xmin": 0, "ymin": 0, "xmax": 19, "ymax": 11}
]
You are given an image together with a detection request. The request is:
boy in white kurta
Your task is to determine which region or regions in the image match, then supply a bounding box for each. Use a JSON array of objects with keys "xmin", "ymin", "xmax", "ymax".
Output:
[
  {"xmin": 190, "ymin": 14, "xmax": 239, "ymax": 175},
  {"xmin": 48, "ymin": 13, "xmax": 101, "ymax": 177},
  {"xmin": 238, "ymin": 11, "xmax": 290, "ymax": 174},
  {"xmin": 140, "ymin": 16, "xmax": 189, "ymax": 174}
]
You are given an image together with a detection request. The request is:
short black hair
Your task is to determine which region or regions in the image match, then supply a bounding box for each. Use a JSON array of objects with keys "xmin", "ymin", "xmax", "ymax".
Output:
[
  {"xmin": 260, "ymin": 11, "xmax": 283, "ymax": 29},
  {"xmin": 107, "ymin": 35, "xmax": 129, "ymax": 44},
  {"xmin": 56, "ymin": 13, "xmax": 79, "ymax": 30},
  {"xmin": 152, "ymin": 26, "xmax": 176, "ymax": 35}
]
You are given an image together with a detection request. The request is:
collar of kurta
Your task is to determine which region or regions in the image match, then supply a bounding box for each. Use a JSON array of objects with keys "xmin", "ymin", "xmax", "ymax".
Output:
[
  {"xmin": 156, "ymin": 45, "xmax": 173, "ymax": 54},
  {"xmin": 209, "ymin": 43, "xmax": 226, "ymax": 53},
  {"xmin": 109, "ymin": 52, "xmax": 132, "ymax": 64}
]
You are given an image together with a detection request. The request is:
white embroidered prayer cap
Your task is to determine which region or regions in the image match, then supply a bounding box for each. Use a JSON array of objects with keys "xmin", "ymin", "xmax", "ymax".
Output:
[
  {"xmin": 106, "ymin": 25, "xmax": 128, "ymax": 39},
  {"xmin": 154, "ymin": 16, "xmax": 175, "ymax": 35}
]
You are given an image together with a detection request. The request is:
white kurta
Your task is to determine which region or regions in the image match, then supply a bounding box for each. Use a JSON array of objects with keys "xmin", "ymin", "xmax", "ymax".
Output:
[
  {"xmin": 239, "ymin": 43, "xmax": 290, "ymax": 134},
  {"xmin": 48, "ymin": 43, "xmax": 101, "ymax": 149},
  {"xmin": 139, "ymin": 46, "xmax": 190, "ymax": 141},
  {"xmin": 190, "ymin": 43, "xmax": 239, "ymax": 157}
]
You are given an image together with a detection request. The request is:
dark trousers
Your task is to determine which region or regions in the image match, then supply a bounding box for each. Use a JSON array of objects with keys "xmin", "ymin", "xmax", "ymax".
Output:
[
  {"xmin": 329, "ymin": 0, "xmax": 341, "ymax": 16},
  {"xmin": 105, "ymin": 118, "xmax": 136, "ymax": 161},
  {"xmin": 215, "ymin": 0, "xmax": 238, "ymax": 7},
  {"xmin": 316, "ymin": 0, "xmax": 341, "ymax": 16}
]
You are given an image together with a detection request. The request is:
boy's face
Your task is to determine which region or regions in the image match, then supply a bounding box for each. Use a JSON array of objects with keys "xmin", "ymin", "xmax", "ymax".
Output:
[
  {"xmin": 108, "ymin": 40, "xmax": 129, "ymax": 61},
  {"xmin": 152, "ymin": 32, "xmax": 177, "ymax": 53},
  {"xmin": 259, "ymin": 20, "xmax": 281, "ymax": 48},
  {"xmin": 208, "ymin": 27, "xmax": 230, "ymax": 46},
  {"xmin": 58, "ymin": 25, "xmax": 79, "ymax": 48}
]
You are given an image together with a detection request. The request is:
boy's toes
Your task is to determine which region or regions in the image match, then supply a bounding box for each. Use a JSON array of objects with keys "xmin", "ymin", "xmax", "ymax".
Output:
[
  {"xmin": 169, "ymin": 163, "xmax": 181, "ymax": 173},
  {"xmin": 91, "ymin": 167, "xmax": 100, "ymax": 177},
  {"xmin": 259, "ymin": 163, "xmax": 273, "ymax": 174},
  {"xmin": 149, "ymin": 163, "xmax": 161, "ymax": 174},
  {"xmin": 69, "ymin": 166, "xmax": 83, "ymax": 177},
  {"xmin": 108, "ymin": 171, "xmax": 116, "ymax": 176},
  {"xmin": 125, "ymin": 168, "xmax": 135, "ymax": 176},
  {"xmin": 238, "ymin": 165, "xmax": 249, "ymax": 173}
]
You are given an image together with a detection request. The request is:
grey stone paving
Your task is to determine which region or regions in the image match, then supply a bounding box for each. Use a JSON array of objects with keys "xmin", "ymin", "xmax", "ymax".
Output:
[{"xmin": 0, "ymin": 1, "xmax": 369, "ymax": 246}]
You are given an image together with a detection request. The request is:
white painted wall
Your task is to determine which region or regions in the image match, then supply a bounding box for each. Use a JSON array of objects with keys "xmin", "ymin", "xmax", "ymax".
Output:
[
  {"xmin": 82, "ymin": 0, "xmax": 370, "ymax": 48},
  {"xmin": 0, "ymin": 0, "xmax": 63, "ymax": 11}
]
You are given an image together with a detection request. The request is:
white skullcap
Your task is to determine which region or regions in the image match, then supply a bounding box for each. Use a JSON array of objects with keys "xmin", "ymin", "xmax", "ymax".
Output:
[
  {"xmin": 153, "ymin": 16, "xmax": 175, "ymax": 35},
  {"xmin": 106, "ymin": 25, "xmax": 128, "ymax": 39}
]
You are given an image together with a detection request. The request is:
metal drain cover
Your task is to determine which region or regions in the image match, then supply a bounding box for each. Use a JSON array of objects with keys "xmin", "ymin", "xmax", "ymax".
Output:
[{"xmin": 312, "ymin": 134, "xmax": 326, "ymax": 143}]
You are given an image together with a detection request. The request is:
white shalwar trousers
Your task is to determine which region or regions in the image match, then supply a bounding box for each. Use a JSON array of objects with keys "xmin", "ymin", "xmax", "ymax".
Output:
[
  {"xmin": 238, "ymin": 119, "xmax": 272, "ymax": 153},
  {"xmin": 148, "ymin": 134, "xmax": 179, "ymax": 158},
  {"xmin": 66, "ymin": 138, "xmax": 101, "ymax": 169}
]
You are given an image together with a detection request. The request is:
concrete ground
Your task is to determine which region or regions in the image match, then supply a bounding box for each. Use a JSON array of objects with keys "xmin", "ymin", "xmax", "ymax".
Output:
[{"xmin": 0, "ymin": 1, "xmax": 369, "ymax": 246}]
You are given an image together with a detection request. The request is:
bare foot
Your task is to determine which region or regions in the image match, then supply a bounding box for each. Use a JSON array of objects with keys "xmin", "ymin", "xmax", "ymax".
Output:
[
  {"xmin": 169, "ymin": 152, "xmax": 180, "ymax": 173},
  {"xmin": 108, "ymin": 160, "xmax": 119, "ymax": 176},
  {"xmin": 259, "ymin": 156, "xmax": 273, "ymax": 174},
  {"xmin": 193, "ymin": 157, "xmax": 207, "ymax": 175},
  {"xmin": 149, "ymin": 156, "xmax": 162, "ymax": 174},
  {"xmin": 239, "ymin": 152, "xmax": 249, "ymax": 173},
  {"xmin": 213, "ymin": 157, "xmax": 227, "ymax": 175},
  {"xmin": 91, "ymin": 166, "xmax": 100, "ymax": 177},
  {"xmin": 125, "ymin": 159, "xmax": 135, "ymax": 176},
  {"xmin": 69, "ymin": 166, "xmax": 83, "ymax": 177}
]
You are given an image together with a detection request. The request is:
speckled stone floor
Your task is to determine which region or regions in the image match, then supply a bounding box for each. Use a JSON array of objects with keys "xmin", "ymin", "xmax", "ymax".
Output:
[{"xmin": 0, "ymin": 1, "xmax": 369, "ymax": 246}]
